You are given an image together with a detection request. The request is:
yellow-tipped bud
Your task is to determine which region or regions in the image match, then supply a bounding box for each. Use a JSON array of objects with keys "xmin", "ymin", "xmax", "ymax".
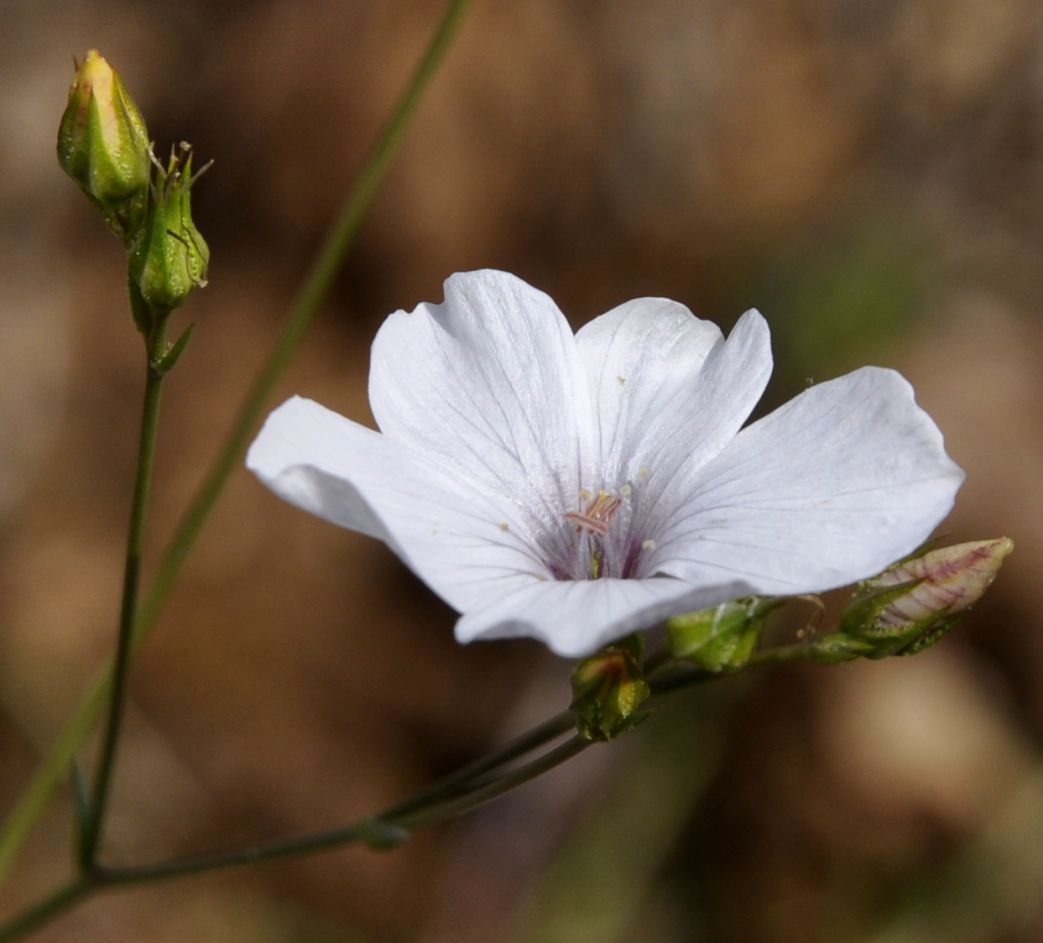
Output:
[{"xmin": 57, "ymin": 50, "xmax": 150, "ymax": 239}]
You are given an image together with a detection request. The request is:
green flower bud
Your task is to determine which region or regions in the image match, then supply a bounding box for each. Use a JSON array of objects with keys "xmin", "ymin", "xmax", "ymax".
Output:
[
  {"xmin": 667, "ymin": 596, "xmax": 782, "ymax": 671},
  {"xmin": 57, "ymin": 49, "xmax": 150, "ymax": 240},
  {"xmin": 128, "ymin": 145, "xmax": 210, "ymax": 320},
  {"xmin": 840, "ymin": 538, "xmax": 1014, "ymax": 657},
  {"xmin": 570, "ymin": 634, "xmax": 650, "ymax": 742}
]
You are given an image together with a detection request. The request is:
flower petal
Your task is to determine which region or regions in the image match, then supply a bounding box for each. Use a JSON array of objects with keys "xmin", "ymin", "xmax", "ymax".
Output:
[
  {"xmin": 247, "ymin": 396, "xmax": 553, "ymax": 612},
  {"xmin": 652, "ymin": 367, "xmax": 965, "ymax": 593},
  {"xmin": 613, "ymin": 310, "xmax": 772, "ymax": 574},
  {"xmin": 577, "ymin": 307, "xmax": 771, "ymax": 492},
  {"xmin": 575, "ymin": 297, "xmax": 722, "ymax": 483},
  {"xmin": 455, "ymin": 575, "xmax": 751, "ymax": 658},
  {"xmin": 368, "ymin": 270, "xmax": 592, "ymax": 537}
]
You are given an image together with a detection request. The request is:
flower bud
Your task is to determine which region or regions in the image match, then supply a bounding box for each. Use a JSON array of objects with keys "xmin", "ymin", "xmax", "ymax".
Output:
[
  {"xmin": 128, "ymin": 145, "xmax": 210, "ymax": 319},
  {"xmin": 570, "ymin": 634, "xmax": 650, "ymax": 742},
  {"xmin": 57, "ymin": 50, "xmax": 150, "ymax": 239},
  {"xmin": 667, "ymin": 596, "xmax": 781, "ymax": 671},
  {"xmin": 840, "ymin": 538, "xmax": 1013, "ymax": 657}
]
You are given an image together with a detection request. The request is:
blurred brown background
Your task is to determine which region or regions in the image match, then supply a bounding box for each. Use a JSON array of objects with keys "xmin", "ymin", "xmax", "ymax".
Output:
[{"xmin": 1, "ymin": 1, "xmax": 1042, "ymax": 941}]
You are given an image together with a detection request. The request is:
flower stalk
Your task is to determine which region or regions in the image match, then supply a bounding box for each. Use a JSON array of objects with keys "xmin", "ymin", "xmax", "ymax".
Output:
[
  {"xmin": 0, "ymin": 0, "xmax": 476, "ymax": 881},
  {"xmin": 77, "ymin": 317, "xmax": 168, "ymax": 871},
  {"xmin": 0, "ymin": 649, "xmax": 719, "ymax": 942}
]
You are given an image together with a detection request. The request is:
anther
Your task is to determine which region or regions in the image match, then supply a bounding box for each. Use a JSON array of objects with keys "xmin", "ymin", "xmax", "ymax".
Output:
[{"xmin": 565, "ymin": 490, "xmax": 623, "ymax": 536}]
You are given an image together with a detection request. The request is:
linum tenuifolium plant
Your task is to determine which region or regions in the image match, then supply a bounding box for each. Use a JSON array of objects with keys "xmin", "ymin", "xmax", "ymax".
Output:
[{"xmin": 0, "ymin": 42, "xmax": 1011, "ymax": 939}]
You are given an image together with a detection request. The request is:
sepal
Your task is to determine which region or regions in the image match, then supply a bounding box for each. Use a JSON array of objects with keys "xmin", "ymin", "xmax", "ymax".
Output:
[
  {"xmin": 570, "ymin": 634, "xmax": 650, "ymax": 742},
  {"xmin": 667, "ymin": 596, "xmax": 782, "ymax": 671}
]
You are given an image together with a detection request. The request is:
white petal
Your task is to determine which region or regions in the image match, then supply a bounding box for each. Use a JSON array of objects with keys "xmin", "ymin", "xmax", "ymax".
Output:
[
  {"xmin": 455, "ymin": 575, "xmax": 751, "ymax": 658},
  {"xmin": 575, "ymin": 297, "xmax": 722, "ymax": 484},
  {"xmin": 368, "ymin": 270, "xmax": 592, "ymax": 543},
  {"xmin": 621, "ymin": 310, "xmax": 773, "ymax": 567},
  {"xmin": 653, "ymin": 367, "xmax": 965, "ymax": 593},
  {"xmin": 247, "ymin": 397, "xmax": 551, "ymax": 612}
]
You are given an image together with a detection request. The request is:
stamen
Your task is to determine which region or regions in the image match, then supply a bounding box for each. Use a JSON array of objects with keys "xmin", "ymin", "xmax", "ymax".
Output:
[
  {"xmin": 564, "ymin": 489, "xmax": 623, "ymax": 536},
  {"xmin": 563, "ymin": 512, "xmax": 610, "ymax": 536}
]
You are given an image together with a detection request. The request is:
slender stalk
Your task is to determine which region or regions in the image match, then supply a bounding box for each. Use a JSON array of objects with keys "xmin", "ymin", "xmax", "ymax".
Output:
[
  {"xmin": 0, "ymin": 0, "xmax": 476, "ymax": 881},
  {"xmin": 379, "ymin": 709, "xmax": 576, "ymax": 820},
  {"xmin": 130, "ymin": 0, "xmax": 475, "ymax": 639},
  {"xmin": 96, "ymin": 736, "xmax": 590, "ymax": 886},
  {"xmin": 70, "ymin": 764, "xmax": 89, "ymax": 828},
  {"xmin": 392, "ymin": 736, "xmax": 591, "ymax": 830},
  {"xmin": 85, "ymin": 670, "xmax": 722, "ymax": 888},
  {"xmin": 0, "ymin": 649, "xmax": 725, "ymax": 937},
  {"xmin": 0, "ymin": 735, "xmax": 589, "ymax": 936},
  {"xmin": 0, "ymin": 879, "xmax": 91, "ymax": 943},
  {"xmin": 77, "ymin": 320, "xmax": 168, "ymax": 870},
  {"xmin": 748, "ymin": 642, "xmax": 815, "ymax": 665},
  {"xmin": 0, "ymin": 711, "xmax": 574, "ymax": 938}
]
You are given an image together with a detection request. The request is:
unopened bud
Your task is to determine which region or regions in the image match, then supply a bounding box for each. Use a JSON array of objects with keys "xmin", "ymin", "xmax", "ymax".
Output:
[
  {"xmin": 128, "ymin": 144, "xmax": 210, "ymax": 320},
  {"xmin": 57, "ymin": 50, "xmax": 150, "ymax": 239},
  {"xmin": 571, "ymin": 634, "xmax": 650, "ymax": 742},
  {"xmin": 667, "ymin": 596, "xmax": 781, "ymax": 671},
  {"xmin": 841, "ymin": 538, "xmax": 1013, "ymax": 657}
]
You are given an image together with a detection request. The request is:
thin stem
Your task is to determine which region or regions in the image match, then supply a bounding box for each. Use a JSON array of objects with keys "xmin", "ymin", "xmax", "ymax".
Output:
[
  {"xmin": 106, "ymin": 662, "xmax": 719, "ymax": 884},
  {"xmin": 0, "ymin": 651, "xmax": 726, "ymax": 937},
  {"xmin": 393, "ymin": 736, "xmax": 591, "ymax": 830},
  {"xmin": 91, "ymin": 669, "xmax": 718, "ymax": 887},
  {"xmin": 646, "ymin": 665, "xmax": 719, "ymax": 697},
  {"xmin": 78, "ymin": 320, "xmax": 168, "ymax": 870},
  {"xmin": 0, "ymin": 712, "xmax": 577, "ymax": 936},
  {"xmin": 747, "ymin": 642, "xmax": 812, "ymax": 665},
  {"xmin": 0, "ymin": 0, "xmax": 476, "ymax": 881},
  {"xmin": 95, "ymin": 736, "xmax": 590, "ymax": 886},
  {"xmin": 131, "ymin": 0, "xmax": 475, "ymax": 641},
  {"xmin": 379, "ymin": 708, "xmax": 576, "ymax": 820},
  {"xmin": 70, "ymin": 763, "xmax": 89, "ymax": 828},
  {"xmin": 0, "ymin": 879, "xmax": 91, "ymax": 943}
]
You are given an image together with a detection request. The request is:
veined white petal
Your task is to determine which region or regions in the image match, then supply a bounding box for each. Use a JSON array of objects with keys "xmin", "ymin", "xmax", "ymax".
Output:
[
  {"xmin": 455, "ymin": 575, "xmax": 751, "ymax": 658},
  {"xmin": 247, "ymin": 397, "xmax": 551, "ymax": 612},
  {"xmin": 624, "ymin": 310, "xmax": 773, "ymax": 565},
  {"xmin": 575, "ymin": 297, "xmax": 722, "ymax": 484},
  {"xmin": 653, "ymin": 367, "xmax": 965, "ymax": 593},
  {"xmin": 369, "ymin": 271, "xmax": 592, "ymax": 553}
]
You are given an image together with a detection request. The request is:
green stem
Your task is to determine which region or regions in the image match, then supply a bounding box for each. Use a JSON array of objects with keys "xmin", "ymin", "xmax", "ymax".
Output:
[
  {"xmin": 77, "ymin": 320, "xmax": 168, "ymax": 870},
  {"xmin": 0, "ymin": 0, "xmax": 475, "ymax": 882},
  {"xmin": 0, "ymin": 652, "xmax": 726, "ymax": 937},
  {"xmin": 97, "ymin": 668, "xmax": 722, "ymax": 888},
  {"xmin": 379, "ymin": 709, "xmax": 576, "ymax": 820},
  {"xmin": 0, "ymin": 879, "xmax": 91, "ymax": 943},
  {"xmin": 0, "ymin": 714, "xmax": 576, "ymax": 938},
  {"xmin": 0, "ymin": 736, "xmax": 587, "ymax": 935},
  {"xmin": 96, "ymin": 736, "xmax": 590, "ymax": 886}
]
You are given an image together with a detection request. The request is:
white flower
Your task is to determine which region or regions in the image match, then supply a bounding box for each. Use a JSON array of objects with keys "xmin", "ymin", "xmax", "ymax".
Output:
[{"xmin": 247, "ymin": 270, "xmax": 964, "ymax": 658}]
